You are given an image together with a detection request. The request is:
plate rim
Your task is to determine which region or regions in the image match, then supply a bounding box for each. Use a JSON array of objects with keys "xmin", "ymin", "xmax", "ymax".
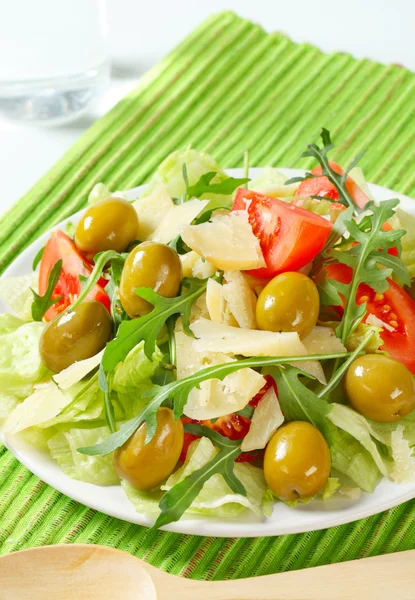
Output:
[{"xmin": 1, "ymin": 167, "xmax": 415, "ymax": 538}]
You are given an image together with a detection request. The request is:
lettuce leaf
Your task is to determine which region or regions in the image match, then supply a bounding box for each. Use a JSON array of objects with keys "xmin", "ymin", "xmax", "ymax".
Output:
[
  {"xmin": 348, "ymin": 167, "xmax": 374, "ymax": 201},
  {"xmin": 143, "ymin": 149, "xmax": 229, "ymax": 205},
  {"xmin": 321, "ymin": 477, "xmax": 341, "ymax": 500},
  {"xmin": 121, "ymin": 481, "xmax": 163, "ymax": 514},
  {"xmin": 368, "ymin": 411, "xmax": 415, "ymax": 447},
  {"xmin": 39, "ymin": 377, "xmax": 104, "ymax": 429},
  {"xmin": 111, "ymin": 341, "xmax": 163, "ymax": 419},
  {"xmin": 48, "ymin": 426, "xmax": 119, "ymax": 485},
  {"xmin": 88, "ymin": 182, "xmax": 129, "ymax": 204},
  {"xmin": 390, "ymin": 425, "xmax": 415, "ymax": 483},
  {"xmin": 327, "ymin": 423, "xmax": 381, "ymax": 492},
  {"xmin": 328, "ymin": 404, "xmax": 391, "ymax": 478},
  {"xmin": 345, "ymin": 322, "xmax": 384, "ymax": 353},
  {"xmin": 0, "ymin": 274, "xmax": 38, "ymax": 321},
  {"xmin": 0, "ymin": 314, "xmax": 48, "ymax": 402},
  {"xmin": 249, "ymin": 167, "xmax": 299, "ymax": 197}
]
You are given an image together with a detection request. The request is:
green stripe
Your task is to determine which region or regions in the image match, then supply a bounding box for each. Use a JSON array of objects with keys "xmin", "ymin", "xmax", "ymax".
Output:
[{"xmin": 1, "ymin": 10, "xmax": 415, "ymax": 578}]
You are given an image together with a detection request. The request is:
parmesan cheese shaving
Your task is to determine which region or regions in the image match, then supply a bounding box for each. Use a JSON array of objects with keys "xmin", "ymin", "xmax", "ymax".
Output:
[
  {"xmin": 133, "ymin": 184, "xmax": 174, "ymax": 240},
  {"xmin": 241, "ymin": 386, "xmax": 284, "ymax": 452},
  {"xmin": 223, "ymin": 270, "xmax": 257, "ymax": 329},
  {"xmin": 150, "ymin": 198, "xmax": 209, "ymax": 244},
  {"xmin": 181, "ymin": 210, "xmax": 266, "ymax": 271},
  {"xmin": 176, "ymin": 331, "xmax": 265, "ymax": 420},
  {"xmin": 190, "ymin": 318, "xmax": 305, "ymax": 357}
]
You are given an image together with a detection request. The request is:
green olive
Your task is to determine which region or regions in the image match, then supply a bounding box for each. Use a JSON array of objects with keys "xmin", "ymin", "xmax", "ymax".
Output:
[
  {"xmin": 345, "ymin": 354, "xmax": 415, "ymax": 422},
  {"xmin": 120, "ymin": 242, "xmax": 182, "ymax": 318},
  {"xmin": 256, "ymin": 272, "xmax": 319, "ymax": 339},
  {"xmin": 113, "ymin": 408, "xmax": 184, "ymax": 490},
  {"xmin": 264, "ymin": 421, "xmax": 331, "ymax": 501},
  {"xmin": 39, "ymin": 300, "xmax": 112, "ymax": 373},
  {"xmin": 74, "ymin": 197, "xmax": 139, "ymax": 258}
]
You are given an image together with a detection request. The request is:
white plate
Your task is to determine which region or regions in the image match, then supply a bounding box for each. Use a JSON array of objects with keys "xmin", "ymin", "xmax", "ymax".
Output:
[{"xmin": 1, "ymin": 168, "xmax": 415, "ymax": 538}]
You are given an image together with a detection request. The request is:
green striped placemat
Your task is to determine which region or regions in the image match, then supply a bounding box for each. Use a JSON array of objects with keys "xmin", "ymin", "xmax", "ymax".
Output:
[{"xmin": 1, "ymin": 10, "xmax": 415, "ymax": 578}]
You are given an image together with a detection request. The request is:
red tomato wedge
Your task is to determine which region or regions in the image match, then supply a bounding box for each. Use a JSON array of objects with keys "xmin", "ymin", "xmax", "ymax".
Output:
[
  {"xmin": 233, "ymin": 189, "xmax": 332, "ymax": 278},
  {"xmin": 39, "ymin": 230, "xmax": 110, "ymax": 322},
  {"xmin": 295, "ymin": 161, "xmax": 371, "ymax": 210},
  {"xmin": 325, "ymin": 264, "xmax": 415, "ymax": 373}
]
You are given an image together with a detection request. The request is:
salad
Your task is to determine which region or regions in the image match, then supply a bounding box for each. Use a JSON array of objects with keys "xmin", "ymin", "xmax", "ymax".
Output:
[{"xmin": 1, "ymin": 129, "xmax": 415, "ymax": 529}]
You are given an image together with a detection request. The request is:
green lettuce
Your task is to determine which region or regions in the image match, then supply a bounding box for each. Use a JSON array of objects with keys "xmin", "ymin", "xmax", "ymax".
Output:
[
  {"xmin": 345, "ymin": 322, "xmax": 384, "ymax": 353},
  {"xmin": 121, "ymin": 482, "xmax": 164, "ymax": 515},
  {"xmin": 39, "ymin": 377, "xmax": 104, "ymax": 429},
  {"xmin": 48, "ymin": 426, "xmax": 119, "ymax": 486},
  {"xmin": 143, "ymin": 149, "xmax": 228, "ymax": 202},
  {"xmin": 348, "ymin": 167, "xmax": 374, "ymax": 201},
  {"xmin": 328, "ymin": 423, "xmax": 381, "ymax": 492},
  {"xmin": 329, "ymin": 404, "xmax": 391, "ymax": 479},
  {"xmin": 0, "ymin": 274, "xmax": 37, "ymax": 321},
  {"xmin": 111, "ymin": 341, "xmax": 163, "ymax": 419},
  {"xmin": 368, "ymin": 411, "xmax": 415, "ymax": 447},
  {"xmin": 88, "ymin": 182, "xmax": 129, "ymax": 204},
  {"xmin": 249, "ymin": 167, "xmax": 299, "ymax": 197},
  {"xmin": 0, "ymin": 315, "xmax": 48, "ymax": 411}
]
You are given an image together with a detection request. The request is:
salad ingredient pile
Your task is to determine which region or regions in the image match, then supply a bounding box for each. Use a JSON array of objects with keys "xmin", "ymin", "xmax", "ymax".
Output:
[{"xmin": 1, "ymin": 130, "xmax": 415, "ymax": 528}]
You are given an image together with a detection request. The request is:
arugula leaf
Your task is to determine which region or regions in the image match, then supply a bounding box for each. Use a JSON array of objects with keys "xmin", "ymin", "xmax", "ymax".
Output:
[
  {"xmin": 314, "ymin": 267, "xmax": 343, "ymax": 308},
  {"xmin": 325, "ymin": 200, "xmax": 409, "ymax": 344},
  {"xmin": 78, "ymin": 350, "xmax": 349, "ymax": 456},
  {"xmin": 30, "ymin": 259, "xmax": 62, "ymax": 321},
  {"xmin": 290, "ymin": 129, "xmax": 367, "ymax": 214},
  {"xmin": 186, "ymin": 172, "xmax": 250, "ymax": 199},
  {"xmin": 102, "ymin": 277, "xmax": 206, "ymax": 368},
  {"xmin": 32, "ymin": 246, "xmax": 45, "ymax": 271},
  {"xmin": 154, "ymin": 424, "xmax": 244, "ymax": 529},
  {"xmin": 168, "ymin": 235, "xmax": 191, "ymax": 255},
  {"xmin": 193, "ymin": 205, "xmax": 231, "ymax": 225},
  {"xmin": 264, "ymin": 366, "xmax": 332, "ymax": 432}
]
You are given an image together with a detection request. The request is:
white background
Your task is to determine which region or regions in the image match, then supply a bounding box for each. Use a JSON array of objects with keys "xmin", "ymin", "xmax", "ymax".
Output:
[{"xmin": 1, "ymin": 0, "xmax": 414, "ymax": 216}]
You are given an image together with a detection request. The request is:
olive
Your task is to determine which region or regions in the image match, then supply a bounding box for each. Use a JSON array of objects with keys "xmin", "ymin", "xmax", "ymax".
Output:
[
  {"xmin": 120, "ymin": 241, "xmax": 182, "ymax": 318},
  {"xmin": 114, "ymin": 408, "xmax": 184, "ymax": 490},
  {"xmin": 264, "ymin": 421, "xmax": 331, "ymax": 501},
  {"xmin": 74, "ymin": 197, "xmax": 139, "ymax": 258},
  {"xmin": 39, "ymin": 300, "xmax": 112, "ymax": 373},
  {"xmin": 345, "ymin": 354, "xmax": 415, "ymax": 422},
  {"xmin": 256, "ymin": 272, "xmax": 319, "ymax": 339}
]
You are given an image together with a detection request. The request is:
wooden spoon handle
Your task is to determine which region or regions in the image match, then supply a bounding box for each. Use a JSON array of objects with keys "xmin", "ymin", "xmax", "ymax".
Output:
[{"xmin": 151, "ymin": 549, "xmax": 415, "ymax": 600}]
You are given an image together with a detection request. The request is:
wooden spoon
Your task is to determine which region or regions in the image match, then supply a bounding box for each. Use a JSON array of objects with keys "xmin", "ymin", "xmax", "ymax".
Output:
[{"xmin": 0, "ymin": 544, "xmax": 413, "ymax": 600}]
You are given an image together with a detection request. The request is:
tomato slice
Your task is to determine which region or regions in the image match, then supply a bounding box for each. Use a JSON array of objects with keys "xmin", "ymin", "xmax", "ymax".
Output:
[
  {"xmin": 325, "ymin": 264, "xmax": 415, "ymax": 373},
  {"xmin": 295, "ymin": 161, "xmax": 371, "ymax": 210},
  {"xmin": 233, "ymin": 189, "xmax": 332, "ymax": 278},
  {"xmin": 249, "ymin": 375, "xmax": 277, "ymax": 408},
  {"xmin": 39, "ymin": 230, "xmax": 110, "ymax": 321}
]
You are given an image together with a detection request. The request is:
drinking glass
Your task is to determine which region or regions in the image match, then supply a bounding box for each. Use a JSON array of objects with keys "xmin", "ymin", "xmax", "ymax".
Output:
[{"xmin": 0, "ymin": 0, "xmax": 110, "ymax": 125}]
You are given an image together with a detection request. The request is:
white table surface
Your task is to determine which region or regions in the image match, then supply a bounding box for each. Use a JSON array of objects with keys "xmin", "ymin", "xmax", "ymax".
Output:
[{"xmin": 1, "ymin": 0, "xmax": 414, "ymax": 217}]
